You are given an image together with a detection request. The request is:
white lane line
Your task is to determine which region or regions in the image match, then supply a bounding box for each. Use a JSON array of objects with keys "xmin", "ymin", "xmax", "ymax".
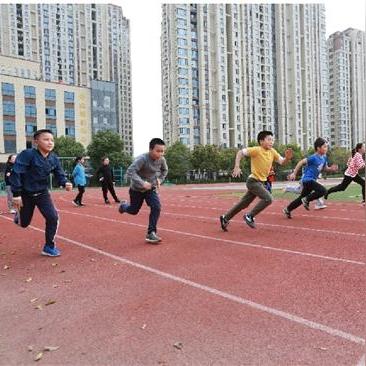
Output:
[
  {"xmin": 57, "ymin": 196, "xmax": 366, "ymax": 239},
  {"xmin": 55, "ymin": 209, "xmax": 365, "ymax": 266},
  {"xmin": 357, "ymin": 355, "xmax": 365, "ymax": 366},
  {"xmin": 0, "ymin": 215, "xmax": 364, "ymax": 347}
]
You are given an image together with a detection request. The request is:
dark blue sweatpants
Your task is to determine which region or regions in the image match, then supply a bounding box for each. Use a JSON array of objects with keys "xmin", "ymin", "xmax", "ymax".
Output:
[
  {"xmin": 18, "ymin": 191, "xmax": 59, "ymax": 248},
  {"xmin": 121, "ymin": 188, "xmax": 161, "ymax": 234}
]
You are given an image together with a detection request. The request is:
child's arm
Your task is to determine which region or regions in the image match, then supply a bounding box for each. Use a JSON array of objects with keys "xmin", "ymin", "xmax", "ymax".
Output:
[
  {"xmin": 157, "ymin": 158, "xmax": 168, "ymax": 188},
  {"xmin": 324, "ymin": 164, "xmax": 338, "ymax": 173},
  {"xmin": 126, "ymin": 156, "xmax": 150, "ymax": 190},
  {"xmin": 288, "ymin": 158, "xmax": 307, "ymax": 180},
  {"xmin": 232, "ymin": 149, "xmax": 247, "ymax": 177},
  {"xmin": 53, "ymin": 156, "xmax": 72, "ymax": 191},
  {"xmin": 277, "ymin": 148, "xmax": 293, "ymax": 165}
]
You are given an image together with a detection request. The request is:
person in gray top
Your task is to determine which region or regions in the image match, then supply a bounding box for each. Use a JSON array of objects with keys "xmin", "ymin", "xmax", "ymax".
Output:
[{"xmin": 119, "ymin": 138, "xmax": 168, "ymax": 244}]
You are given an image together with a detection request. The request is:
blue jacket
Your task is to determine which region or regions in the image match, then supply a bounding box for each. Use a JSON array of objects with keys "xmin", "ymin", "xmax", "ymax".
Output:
[
  {"xmin": 10, "ymin": 148, "xmax": 68, "ymax": 197},
  {"xmin": 72, "ymin": 163, "xmax": 86, "ymax": 186}
]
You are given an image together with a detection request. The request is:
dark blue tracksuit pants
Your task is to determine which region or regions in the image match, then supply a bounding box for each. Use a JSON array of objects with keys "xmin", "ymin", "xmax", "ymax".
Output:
[
  {"xmin": 121, "ymin": 188, "xmax": 161, "ymax": 234},
  {"xmin": 18, "ymin": 191, "xmax": 59, "ymax": 248}
]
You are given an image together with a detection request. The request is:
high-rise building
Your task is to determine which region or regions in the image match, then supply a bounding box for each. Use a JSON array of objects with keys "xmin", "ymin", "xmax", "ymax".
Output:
[
  {"xmin": 328, "ymin": 29, "xmax": 366, "ymax": 149},
  {"xmin": 0, "ymin": 4, "xmax": 133, "ymax": 155},
  {"xmin": 161, "ymin": 4, "xmax": 329, "ymax": 151}
]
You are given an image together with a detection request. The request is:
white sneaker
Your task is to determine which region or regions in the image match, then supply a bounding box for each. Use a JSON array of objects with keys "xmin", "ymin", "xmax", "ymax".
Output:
[
  {"xmin": 9, "ymin": 209, "xmax": 16, "ymax": 214},
  {"xmin": 314, "ymin": 204, "xmax": 327, "ymax": 210}
]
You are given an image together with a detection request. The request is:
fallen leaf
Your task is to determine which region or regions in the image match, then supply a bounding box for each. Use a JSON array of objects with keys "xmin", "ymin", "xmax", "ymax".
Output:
[
  {"xmin": 25, "ymin": 277, "xmax": 32, "ymax": 283},
  {"xmin": 28, "ymin": 345, "xmax": 33, "ymax": 352},
  {"xmin": 44, "ymin": 346, "xmax": 60, "ymax": 352},
  {"xmin": 173, "ymin": 342, "xmax": 183, "ymax": 350},
  {"xmin": 45, "ymin": 300, "xmax": 56, "ymax": 306},
  {"xmin": 34, "ymin": 352, "xmax": 43, "ymax": 361},
  {"xmin": 35, "ymin": 305, "xmax": 43, "ymax": 310},
  {"xmin": 30, "ymin": 298, "xmax": 38, "ymax": 303},
  {"xmin": 3, "ymin": 265, "xmax": 9, "ymax": 270}
]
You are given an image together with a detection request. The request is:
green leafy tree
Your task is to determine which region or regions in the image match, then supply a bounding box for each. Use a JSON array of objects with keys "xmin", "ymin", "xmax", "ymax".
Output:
[
  {"xmin": 327, "ymin": 146, "xmax": 350, "ymax": 173},
  {"xmin": 87, "ymin": 130, "xmax": 132, "ymax": 169},
  {"xmin": 190, "ymin": 144, "xmax": 220, "ymax": 172},
  {"xmin": 273, "ymin": 143, "xmax": 303, "ymax": 180},
  {"xmin": 54, "ymin": 136, "xmax": 85, "ymax": 157},
  {"xmin": 164, "ymin": 141, "xmax": 192, "ymax": 180}
]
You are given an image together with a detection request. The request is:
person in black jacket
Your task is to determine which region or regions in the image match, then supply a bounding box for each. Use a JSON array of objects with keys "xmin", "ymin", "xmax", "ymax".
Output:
[
  {"xmin": 5, "ymin": 154, "xmax": 17, "ymax": 214},
  {"xmin": 96, "ymin": 157, "xmax": 120, "ymax": 204}
]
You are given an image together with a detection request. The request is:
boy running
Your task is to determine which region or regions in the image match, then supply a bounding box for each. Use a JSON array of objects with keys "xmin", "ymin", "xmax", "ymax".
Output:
[
  {"xmin": 220, "ymin": 131, "xmax": 293, "ymax": 230},
  {"xmin": 9, "ymin": 129, "xmax": 72, "ymax": 256},
  {"xmin": 119, "ymin": 138, "xmax": 168, "ymax": 244},
  {"xmin": 283, "ymin": 137, "xmax": 337, "ymax": 218}
]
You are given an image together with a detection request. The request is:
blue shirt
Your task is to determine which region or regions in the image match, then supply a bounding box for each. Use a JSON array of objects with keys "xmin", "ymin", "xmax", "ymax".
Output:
[
  {"xmin": 10, "ymin": 148, "xmax": 67, "ymax": 196},
  {"xmin": 72, "ymin": 163, "xmax": 86, "ymax": 186},
  {"xmin": 301, "ymin": 154, "xmax": 328, "ymax": 182}
]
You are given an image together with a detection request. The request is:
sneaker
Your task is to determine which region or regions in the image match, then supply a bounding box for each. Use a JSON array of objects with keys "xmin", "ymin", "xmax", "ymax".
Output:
[
  {"xmin": 41, "ymin": 245, "xmax": 61, "ymax": 257},
  {"xmin": 72, "ymin": 200, "xmax": 80, "ymax": 207},
  {"xmin": 283, "ymin": 207, "xmax": 292, "ymax": 219},
  {"xmin": 105, "ymin": 200, "xmax": 111, "ymax": 205},
  {"xmin": 14, "ymin": 211, "xmax": 20, "ymax": 225},
  {"xmin": 145, "ymin": 231, "xmax": 162, "ymax": 244},
  {"xmin": 118, "ymin": 200, "xmax": 128, "ymax": 214},
  {"xmin": 9, "ymin": 209, "xmax": 16, "ymax": 214},
  {"xmin": 301, "ymin": 197, "xmax": 310, "ymax": 210},
  {"xmin": 314, "ymin": 204, "xmax": 327, "ymax": 210},
  {"xmin": 115, "ymin": 199, "xmax": 121, "ymax": 203},
  {"xmin": 78, "ymin": 203, "xmax": 86, "ymax": 207},
  {"xmin": 362, "ymin": 200, "xmax": 365, "ymax": 206},
  {"xmin": 244, "ymin": 213, "xmax": 256, "ymax": 229},
  {"xmin": 220, "ymin": 215, "xmax": 229, "ymax": 232}
]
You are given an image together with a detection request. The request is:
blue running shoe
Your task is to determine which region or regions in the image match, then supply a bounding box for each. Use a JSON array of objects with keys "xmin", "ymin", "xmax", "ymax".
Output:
[
  {"xmin": 41, "ymin": 245, "xmax": 61, "ymax": 257},
  {"xmin": 118, "ymin": 200, "xmax": 128, "ymax": 214}
]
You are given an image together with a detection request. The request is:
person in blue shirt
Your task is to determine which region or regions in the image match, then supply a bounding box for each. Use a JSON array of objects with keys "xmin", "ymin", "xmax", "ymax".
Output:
[
  {"xmin": 72, "ymin": 156, "xmax": 86, "ymax": 207},
  {"xmin": 9, "ymin": 129, "xmax": 72, "ymax": 257},
  {"xmin": 283, "ymin": 137, "xmax": 338, "ymax": 218}
]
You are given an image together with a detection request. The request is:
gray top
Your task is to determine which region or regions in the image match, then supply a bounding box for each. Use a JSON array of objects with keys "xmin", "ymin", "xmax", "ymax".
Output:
[{"xmin": 126, "ymin": 153, "xmax": 168, "ymax": 192}]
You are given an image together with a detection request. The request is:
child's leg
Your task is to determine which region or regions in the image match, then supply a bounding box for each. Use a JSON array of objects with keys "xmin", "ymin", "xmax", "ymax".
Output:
[
  {"xmin": 246, "ymin": 179, "xmax": 273, "ymax": 217},
  {"xmin": 145, "ymin": 189, "xmax": 161, "ymax": 234},
  {"xmin": 6, "ymin": 186, "xmax": 14, "ymax": 211},
  {"xmin": 102, "ymin": 183, "xmax": 108, "ymax": 202},
  {"xmin": 18, "ymin": 194, "xmax": 36, "ymax": 227},
  {"xmin": 224, "ymin": 186, "xmax": 256, "ymax": 221},
  {"xmin": 326, "ymin": 175, "xmax": 352, "ymax": 197},
  {"xmin": 74, "ymin": 185, "xmax": 85, "ymax": 203},
  {"xmin": 36, "ymin": 192, "xmax": 59, "ymax": 248},
  {"xmin": 107, "ymin": 182, "xmax": 119, "ymax": 202},
  {"xmin": 352, "ymin": 174, "xmax": 365, "ymax": 201},
  {"xmin": 287, "ymin": 183, "xmax": 313, "ymax": 212},
  {"xmin": 121, "ymin": 189, "xmax": 145, "ymax": 215},
  {"xmin": 306, "ymin": 181, "xmax": 327, "ymax": 202}
]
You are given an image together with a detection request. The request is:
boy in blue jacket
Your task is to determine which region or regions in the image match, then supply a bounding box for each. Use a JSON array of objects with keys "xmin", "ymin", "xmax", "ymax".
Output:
[
  {"xmin": 72, "ymin": 156, "xmax": 86, "ymax": 206},
  {"xmin": 10, "ymin": 129, "xmax": 72, "ymax": 257}
]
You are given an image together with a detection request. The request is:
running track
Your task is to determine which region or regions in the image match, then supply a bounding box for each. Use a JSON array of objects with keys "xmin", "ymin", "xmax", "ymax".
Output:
[{"xmin": 0, "ymin": 184, "xmax": 365, "ymax": 365}]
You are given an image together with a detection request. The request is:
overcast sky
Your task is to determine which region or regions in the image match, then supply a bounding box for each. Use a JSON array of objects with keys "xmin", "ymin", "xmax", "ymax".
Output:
[{"xmin": 115, "ymin": 0, "xmax": 365, "ymax": 155}]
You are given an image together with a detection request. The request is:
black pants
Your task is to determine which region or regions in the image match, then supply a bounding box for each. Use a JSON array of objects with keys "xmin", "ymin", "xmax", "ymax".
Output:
[
  {"xmin": 287, "ymin": 180, "xmax": 327, "ymax": 212},
  {"xmin": 327, "ymin": 174, "xmax": 365, "ymax": 201},
  {"xmin": 102, "ymin": 181, "xmax": 119, "ymax": 202},
  {"xmin": 120, "ymin": 188, "xmax": 161, "ymax": 234},
  {"xmin": 18, "ymin": 191, "xmax": 59, "ymax": 248},
  {"xmin": 74, "ymin": 185, "xmax": 85, "ymax": 204}
]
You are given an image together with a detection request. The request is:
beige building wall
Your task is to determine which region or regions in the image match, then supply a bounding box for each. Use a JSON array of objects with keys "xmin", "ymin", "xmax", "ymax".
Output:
[{"xmin": 0, "ymin": 75, "xmax": 91, "ymax": 163}]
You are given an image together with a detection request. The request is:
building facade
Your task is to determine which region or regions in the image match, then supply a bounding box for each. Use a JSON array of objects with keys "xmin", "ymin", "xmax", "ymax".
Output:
[
  {"xmin": 0, "ymin": 4, "xmax": 133, "ymax": 155},
  {"xmin": 161, "ymin": 4, "xmax": 330, "ymax": 151},
  {"xmin": 0, "ymin": 57, "xmax": 91, "ymax": 162},
  {"xmin": 328, "ymin": 29, "xmax": 366, "ymax": 149}
]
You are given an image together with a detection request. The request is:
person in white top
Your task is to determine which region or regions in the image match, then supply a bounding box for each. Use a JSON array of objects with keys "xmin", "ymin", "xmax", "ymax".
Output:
[{"xmin": 324, "ymin": 143, "xmax": 365, "ymax": 204}]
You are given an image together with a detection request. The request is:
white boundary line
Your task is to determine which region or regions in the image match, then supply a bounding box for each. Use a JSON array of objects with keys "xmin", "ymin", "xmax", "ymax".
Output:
[
  {"xmin": 0, "ymin": 214, "xmax": 364, "ymax": 347},
  {"xmin": 55, "ymin": 209, "xmax": 366, "ymax": 266}
]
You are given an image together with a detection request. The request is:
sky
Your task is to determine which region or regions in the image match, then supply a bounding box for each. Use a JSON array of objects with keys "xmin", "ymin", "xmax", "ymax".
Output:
[{"xmin": 113, "ymin": 0, "xmax": 366, "ymax": 156}]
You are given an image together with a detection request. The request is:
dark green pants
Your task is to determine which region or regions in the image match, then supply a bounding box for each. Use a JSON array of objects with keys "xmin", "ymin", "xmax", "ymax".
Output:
[{"xmin": 225, "ymin": 177, "xmax": 273, "ymax": 220}]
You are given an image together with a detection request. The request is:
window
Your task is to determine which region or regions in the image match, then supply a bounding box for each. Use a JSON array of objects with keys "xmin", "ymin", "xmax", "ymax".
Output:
[
  {"xmin": 3, "ymin": 121, "xmax": 16, "ymax": 135},
  {"xmin": 177, "ymin": 38, "xmax": 187, "ymax": 46},
  {"xmin": 178, "ymin": 108, "xmax": 189, "ymax": 115},
  {"xmin": 25, "ymin": 123, "xmax": 37, "ymax": 136},
  {"xmin": 46, "ymin": 124, "xmax": 57, "ymax": 136},
  {"xmin": 24, "ymin": 86, "xmax": 36, "ymax": 98},
  {"xmin": 178, "ymin": 67, "xmax": 188, "ymax": 76},
  {"xmin": 103, "ymin": 96, "xmax": 110, "ymax": 109},
  {"xmin": 25, "ymin": 104, "xmax": 37, "ymax": 117},
  {"xmin": 4, "ymin": 139, "xmax": 16, "ymax": 153},
  {"xmin": 65, "ymin": 126, "xmax": 75, "ymax": 136},
  {"xmin": 176, "ymin": 8, "xmax": 186, "ymax": 17},
  {"xmin": 45, "ymin": 107, "xmax": 56, "ymax": 118},
  {"xmin": 178, "ymin": 78, "xmax": 188, "ymax": 85},
  {"xmin": 178, "ymin": 97, "xmax": 189, "ymax": 105},
  {"xmin": 2, "ymin": 83, "xmax": 14, "ymax": 96},
  {"xmin": 45, "ymin": 89, "xmax": 56, "ymax": 100},
  {"xmin": 178, "ymin": 58, "xmax": 188, "ymax": 66},
  {"xmin": 3, "ymin": 101, "xmax": 15, "ymax": 115},
  {"xmin": 177, "ymin": 28, "xmax": 187, "ymax": 36},
  {"xmin": 177, "ymin": 48, "xmax": 187, "ymax": 57},
  {"xmin": 65, "ymin": 108, "xmax": 75, "ymax": 120},
  {"xmin": 64, "ymin": 91, "xmax": 74, "ymax": 103}
]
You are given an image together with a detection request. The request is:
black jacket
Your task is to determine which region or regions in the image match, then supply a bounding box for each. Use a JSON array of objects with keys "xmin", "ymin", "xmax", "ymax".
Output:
[
  {"xmin": 96, "ymin": 165, "xmax": 114, "ymax": 184},
  {"xmin": 5, "ymin": 162, "xmax": 14, "ymax": 185}
]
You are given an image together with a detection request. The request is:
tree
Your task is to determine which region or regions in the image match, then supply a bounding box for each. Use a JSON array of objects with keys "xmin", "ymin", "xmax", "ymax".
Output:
[
  {"xmin": 54, "ymin": 136, "xmax": 85, "ymax": 157},
  {"xmin": 87, "ymin": 130, "xmax": 132, "ymax": 169},
  {"xmin": 327, "ymin": 146, "xmax": 350, "ymax": 172},
  {"xmin": 164, "ymin": 141, "xmax": 192, "ymax": 180},
  {"xmin": 190, "ymin": 144, "xmax": 220, "ymax": 172}
]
